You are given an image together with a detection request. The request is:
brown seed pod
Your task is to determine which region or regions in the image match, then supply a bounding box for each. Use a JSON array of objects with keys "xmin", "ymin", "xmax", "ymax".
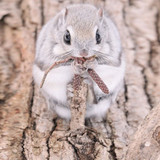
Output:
[{"xmin": 87, "ymin": 69, "xmax": 109, "ymax": 94}]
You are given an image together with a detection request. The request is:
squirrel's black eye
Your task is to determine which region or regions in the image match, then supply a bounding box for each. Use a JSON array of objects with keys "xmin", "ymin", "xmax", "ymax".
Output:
[
  {"xmin": 64, "ymin": 30, "xmax": 71, "ymax": 45},
  {"xmin": 96, "ymin": 29, "xmax": 101, "ymax": 44}
]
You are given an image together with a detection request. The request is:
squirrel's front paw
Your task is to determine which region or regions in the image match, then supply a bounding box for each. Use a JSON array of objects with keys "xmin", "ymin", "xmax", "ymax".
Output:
[
  {"xmin": 84, "ymin": 59, "xmax": 98, "ymax": 69},
  {"xmin": 71, "ymin": 61, "xmax": 86, "ymax": 74},
  {"xmin": 71, "ymin": 58, "xmax": 98, "ymax": 75}
]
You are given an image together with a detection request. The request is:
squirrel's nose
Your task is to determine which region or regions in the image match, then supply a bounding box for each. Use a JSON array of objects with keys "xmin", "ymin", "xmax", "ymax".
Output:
[{"xmin": 79, "ymin": 49, "xmax": 88, "ymax": 57}]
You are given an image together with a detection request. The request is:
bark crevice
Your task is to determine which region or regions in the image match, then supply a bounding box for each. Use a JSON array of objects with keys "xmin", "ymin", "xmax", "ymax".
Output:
[
  {"xmin": 46, "ymin": 118, "xmax": 58, "ymax": 160},
  {"xmin": 107, "ymin": 117, "xmax": 117, "ymax": 160},
  {"xmin": 142, "ymin": 69, "xmax": 153, "ymax": 109},
  {"xmin": 40, "ymin": 0, "xmax": 44, "ymax": 26},
  {"xmin": 21, "ymin": 128, "xmax": 28, "ymax": 160}
]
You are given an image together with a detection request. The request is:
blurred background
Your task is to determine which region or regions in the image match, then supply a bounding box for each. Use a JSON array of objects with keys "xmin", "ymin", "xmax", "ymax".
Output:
[{"xmin": 0, "ymin": 0, "xmax": 160, "ymax": 159}]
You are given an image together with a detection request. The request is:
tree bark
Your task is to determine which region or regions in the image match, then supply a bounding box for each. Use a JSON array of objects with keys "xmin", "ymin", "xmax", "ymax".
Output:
[{"xmin": 0, "ymin": 0, "xmax": 160, "ymax": 160}]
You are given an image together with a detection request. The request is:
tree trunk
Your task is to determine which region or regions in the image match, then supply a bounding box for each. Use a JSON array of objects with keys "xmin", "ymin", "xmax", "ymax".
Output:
[{"xmin": 0, "ymin": 0, "xmax": 160, "ymax": 160}]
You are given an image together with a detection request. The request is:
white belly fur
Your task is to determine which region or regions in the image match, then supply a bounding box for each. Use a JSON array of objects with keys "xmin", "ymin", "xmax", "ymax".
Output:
[
  {"xmin": 33, "ymin": 64, "xmax": 74, "ymax": 103},
  {"xmin": 33, "ymin": 60, "xmax": 125, "ymax": 118},
  {"xmin": 93, "ymin": 60, "xmax": 125, "ymax": 95}
]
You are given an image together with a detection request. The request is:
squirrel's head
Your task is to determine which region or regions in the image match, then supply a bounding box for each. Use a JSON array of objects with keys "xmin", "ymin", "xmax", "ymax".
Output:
[
  {"xmin": 52, "ymin": 5, "xmax": 107, "ymax": 57},
  {"xmin": 51, "ymin": 4, "xmax": 121, "ymax": 66}
]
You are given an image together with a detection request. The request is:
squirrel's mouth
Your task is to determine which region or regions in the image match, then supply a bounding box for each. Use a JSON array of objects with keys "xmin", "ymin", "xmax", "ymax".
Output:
[{"xmin": 55, "ymin": 55, "xmax": 97, "ymax": 66}]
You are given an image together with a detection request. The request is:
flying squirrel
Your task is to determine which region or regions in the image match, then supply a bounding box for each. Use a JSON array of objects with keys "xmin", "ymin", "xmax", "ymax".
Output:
[{"xmin": 33, "ymin": 4, "xmax": 125, "ymax": 119}]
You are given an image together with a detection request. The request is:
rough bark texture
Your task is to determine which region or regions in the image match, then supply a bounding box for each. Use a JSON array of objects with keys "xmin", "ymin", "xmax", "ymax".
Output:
[
  {"xmin": 69, "ymin": 75, "xmax": 87, "ymax": 131},
  {"xmin": 0, "ymin": 0, "xmax": 160, "ymax": 160}
]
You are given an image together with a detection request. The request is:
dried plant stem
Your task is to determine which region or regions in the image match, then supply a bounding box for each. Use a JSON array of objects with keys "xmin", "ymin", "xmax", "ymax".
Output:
[
  {"xmin": 40, "ymin": 58, "xmax": 71, "ymax": 88},
  {"xmin": 40, "ymin": 56, "xmax": 109, "ymax": 95}
]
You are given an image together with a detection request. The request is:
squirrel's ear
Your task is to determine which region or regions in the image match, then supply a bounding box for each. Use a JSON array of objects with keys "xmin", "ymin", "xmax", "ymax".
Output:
[
  {"xmin": 62, "ymin": 8, "xmax": 68, "ymax": 22},
  {"xmin": 97, "ymin": 8, "xmax": 104, "ymax": 22},
  {"xmin": 56, "ymin": 8, "xmax": 68, "ymax": 29}
]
